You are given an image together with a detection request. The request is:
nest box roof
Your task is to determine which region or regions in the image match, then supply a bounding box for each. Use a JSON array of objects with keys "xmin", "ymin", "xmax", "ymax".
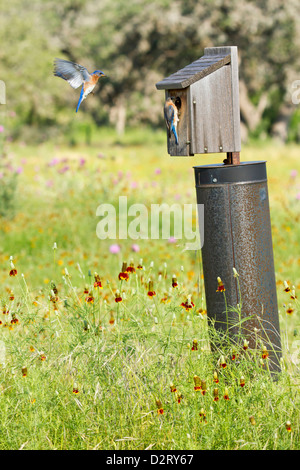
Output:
[{"xmin": 156, "ymin": 47, "xmax": 233, "ymax": 90}]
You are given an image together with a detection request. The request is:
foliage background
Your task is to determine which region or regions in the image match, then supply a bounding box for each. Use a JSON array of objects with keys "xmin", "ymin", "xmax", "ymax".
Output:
[{"xmin": 1, "ymin": 0, "xmax": 300, "ymax": 142}]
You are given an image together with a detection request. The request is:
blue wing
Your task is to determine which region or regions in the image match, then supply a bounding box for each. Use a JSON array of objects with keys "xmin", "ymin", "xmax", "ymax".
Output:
[
  {"xmin": 164, "ymin": 103, "xmax": 174, "ymax": 137},
  {"xmin": 54, "ymin": 58, "xmax": 91, "ymax": 89}
]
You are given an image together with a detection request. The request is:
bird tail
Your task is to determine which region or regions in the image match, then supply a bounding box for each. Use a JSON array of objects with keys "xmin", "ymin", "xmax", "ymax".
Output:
[{"xmin": 76, "ymin": 86, "xmax": 84, "ymax": 113}]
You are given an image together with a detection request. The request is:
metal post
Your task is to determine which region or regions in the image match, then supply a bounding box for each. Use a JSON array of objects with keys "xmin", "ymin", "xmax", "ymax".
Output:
[{"xmin": 194, "ymin": 161, "xmax": 282, "ymax": 374}]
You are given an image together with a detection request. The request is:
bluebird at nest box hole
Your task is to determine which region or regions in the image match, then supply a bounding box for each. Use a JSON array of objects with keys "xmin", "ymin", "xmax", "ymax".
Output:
[
  {"xmin": 164, "ymin": 96, "xmax": 179, "ymax": 145},
  {"xmin": 53, "ymin": 58, "xmax": 107, "ymax": 113}
]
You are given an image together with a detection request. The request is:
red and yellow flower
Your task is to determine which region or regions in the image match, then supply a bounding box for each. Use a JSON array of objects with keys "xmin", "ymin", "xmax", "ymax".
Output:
[
  {"xmin": 118, "ymin": 262, "xmax": 129, "ymax": 281},
  {"xmin": 94, "ymin": 273, "xmax": 103, "ymax": 289},
  {"xmin": 156, "ymin": 399, "xmax": 164, "ymax": 415},
  {"xmin": 147, "ymin": 280, "xmax": 156, "ymax": 297},
  {"xmin": 216, "ymin": 277, "xmax": 225, "ymax": 292},
  {"xmin": 193, "ymin": 375, "xmax": 201, "ymax": 391}
]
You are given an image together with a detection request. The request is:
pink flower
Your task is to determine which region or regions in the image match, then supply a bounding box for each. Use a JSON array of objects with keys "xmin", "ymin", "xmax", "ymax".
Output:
[
  {"xmin": 0, "ymin": 125, "xmax": 4, "ymax": 133},
  {"xmin": 131, "ymin": 244, "xmax": 140, "ymax": 252},
  {"xmin": 130, "ymin": 181, "xmax": 138, "ymax": 189},
  {"xmin": 58, "ymin": 165, "xmax": 70, "ymax": 174},
  {"xmin": 46, "ymin": 180, "xmax": 54, "ymax": 187},
  {"xmin": 168, "ymin": 237, "xmax": 177, "ymax": 243},
  {"xmin": 109, "ymin": 244, "xmax": 121, "ymax": 254},
  {"xmin": 155, "ymin": 168, "xmax": 161, "ymax": 175},
  {"xmin": 290, "ymin": 169, "xmax": 298, "ymax": 179},
  {"xmin": 296, "ymin": 192, "xmax": 300, "ymax": 200},
  {"xmin": 48, "ymin": 158, "xmax": 60, "ymax": 167},
  {"xmin": 15, "ymin": 167, "xmax": 23, "ymax": 174},
  {"xmin": 79, "ymin": 158, "xmax": 86, "ymax": 166}
]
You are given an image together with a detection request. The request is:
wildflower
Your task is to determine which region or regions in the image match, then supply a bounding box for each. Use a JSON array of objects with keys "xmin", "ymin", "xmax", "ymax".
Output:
[
  {"xmin": 197, "ymin": 308, "xmax": 207, "ymax": 316},
  {"xmin": 233, "ymin": 267, "xmax": 239, "ymax": 278},
  {"xmin": 131, "ymin": 243, "xmax": 140, "ymax": 252},
  {"xmin": 126, "ymin": 261, "xmax": 136, "ymax": 274},
  {"xmin": 136, "ymin": 260, "xmax": 143, "ymax": 270},
  {"xmin": 85, "ymin": 293, "xmax": 94, "ymax": 304},
  {"xmin": 220, "ymin": 356, "xmax": 227, "ymax": 368},
  {"xmin": 193, "ymin": 375, "xmax": 201, "ymax": 391},
  {"xmin": 261, "ymin": 345, "xmax": 269, "ymax": 359},
  {"xmin": 191, "ymin": 339, "xmax": 198, "ymax": 351},
  {"xmin": 181, "ymin": 296, "xmax": 194, "ymax": 311},
  {"xmin": 51, "ymin": 282, "xmax": 58, "ymax": 295},
  {"xmin": 170, "ymin": 383, "xmax": 177, "ymax": 393},
  {"xmin": 156, "ymin": 399, "xmax": 164, "ymax": 415},
  {"xmin": 73, "ymin": 384, "xmax": 79, "ymax": 394},
  {"xmin": 240, "ymin": 376, "xmax": 245, "ymax": 388},
  {"xmin": 213, "ymin": 388, "xmax": 219, "ymax": 402},
  {"xmin": 201, "ymin": 380, "xmax": 207, "ymax": 395},
  {"xmin": 118, "ymin": 262, "xmax": 129, "ymax": 281},
  {"xmin": 11, "ymin": 315, "xmax": 19, "ymax": 325},
  {"xmin": 9, "ymin": 262, "xmax": 17, "ymax": 277},
  {"xmin": 109, "ymin": 312, "xmax": 115, "ymax": 325},
  {"xmin": 40, "ymin": 353, "xmax": 46, "ymax": 361},
  {"xmin": 285, "ymin": 421, "xmax": 292, "ymax": 432},
  {"xmin": 147, "ymin": 280, "xmax": 156, "ymax": 297},
  {"xmin": 94, "ymin": 273, "xmax": 103, "ymax": 289},
  {"xmin": 213, "ymin": 371, "xmax": 219, "ymax": 384},
  {"xmin": 176, "ymin": 392, "xmax": 183, "ymax": 404},
  {"xmin": 109, "ymin": 244, "xmax": 121, "ymax": 254},
  {"xmin": 83, "ymin": 286, "xmax": 89, "ymax": 295},
  {"xmin": 290, "ymin": 289, "xmax": 297, "ymax": 300},
  {"xmin": 199, "ymin": 408, "xmax": 207, "ymax": 423},
  {"xmin": 223, "ymin": 387, "xmax": 229, "ymax": 400},
  {"xmin": 243, "ymin": 339, "xmax": 249, "ymax": 351},
  {"xmin": 22, "ymin": 366, "xmax": 27, "ymax": 378},
  {"xmin": 283, "ymin": 281, "xmax": 290, "ymax": 293},
  {"xmin": 286, "ymin": 304, "xmax": 295, "ymax": 315},
  {"xmin": 172, "ymin": 275, "xmax": 178, "ymax": 288},
  {"xmin": 30, "ymin": 346, "xmax": 35, "ymax": 352},
  {"xmin": 216, "ymin": 276, "xmax": 225, "ymax": 292},
  {"xmin": 231, "ymin": 350, "xmax": 238, "ymax": 361},
  {"xmin": 161, "ymin": 293, "xmax": 171, "ymax": 304},
  {"xmin": 249, "ymin": 416, "xmax": 256, "ymax": 426},
  {"xmin": 115, "ymin": 290, "xmax": 122, "ymax": 303}
]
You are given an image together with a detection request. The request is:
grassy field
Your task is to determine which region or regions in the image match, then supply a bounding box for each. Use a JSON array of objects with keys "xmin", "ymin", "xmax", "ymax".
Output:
[{"xmin": 0, "ymin": 127, "xmax": 299, "ymax": 450}]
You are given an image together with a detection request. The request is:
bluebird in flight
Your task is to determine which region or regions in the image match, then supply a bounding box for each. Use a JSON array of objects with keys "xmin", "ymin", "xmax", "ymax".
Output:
[
  {"xmin": 54, "ymin": 58, "xmax": 106, "ymax": 112},
  {"xmin": 164, "ymin": 97, "xmax": 179, "ymax": 145}
]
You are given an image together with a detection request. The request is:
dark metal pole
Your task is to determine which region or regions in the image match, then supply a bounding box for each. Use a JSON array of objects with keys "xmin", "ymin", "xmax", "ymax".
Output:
[{"xmin": 194, "ymin": 161, "xmax": 282, "ymax": 373}]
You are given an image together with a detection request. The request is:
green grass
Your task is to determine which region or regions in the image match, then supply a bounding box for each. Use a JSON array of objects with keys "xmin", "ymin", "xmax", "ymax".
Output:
[{"xmin": 0, "ymin": 128, "xmax": 299, "ymax": 450}]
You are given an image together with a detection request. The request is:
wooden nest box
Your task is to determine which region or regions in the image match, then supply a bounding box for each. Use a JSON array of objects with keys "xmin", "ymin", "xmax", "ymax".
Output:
[{"xmin": 156, "ymin": 46, "xmax": 241, "ymax": 157}]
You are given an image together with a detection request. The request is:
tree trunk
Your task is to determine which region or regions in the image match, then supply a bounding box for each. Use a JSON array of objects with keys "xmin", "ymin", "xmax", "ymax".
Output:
[
  {"xmin": 239, "ymin": 80, "xmax": 268, "ymax": 132},
  {"xmin": 271, "ymin": 103, "xmax": 293, "ymax": 143},
  {"xmin": 109, "ymin": 97, "xmax": 127, "ymax": 136}
]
